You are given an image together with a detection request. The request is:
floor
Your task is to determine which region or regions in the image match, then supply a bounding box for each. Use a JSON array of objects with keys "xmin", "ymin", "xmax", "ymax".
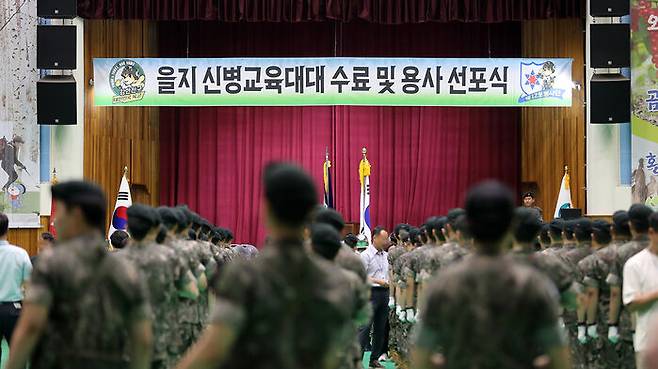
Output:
[{"xmin": 0, "ymin": 340, "xmax": 396, "ymax": 369}]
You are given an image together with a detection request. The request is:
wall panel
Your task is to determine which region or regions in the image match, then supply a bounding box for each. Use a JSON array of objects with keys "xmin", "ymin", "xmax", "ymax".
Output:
[
  {"xmin": 522, "ymin": 18, "xmax": 586, "ymax": 219},
  {"xmin": 83, "ymin": 20, "xmax": 160, "ymax": 230}
]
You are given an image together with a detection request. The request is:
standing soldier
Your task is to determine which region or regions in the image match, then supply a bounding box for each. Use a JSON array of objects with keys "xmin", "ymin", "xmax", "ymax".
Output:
[
  {"xmin": 607, "ymin": 204, "xmax": 654, "ymax": 369},
  {"xmin": 560, "ymin": 218, "xmax": 593, "ymax": 369},
  {"xmin": 578, "ymin": 220, "xmax": 618, "ymax": 369},
  {"xmin": 310, "ymin": 223, "xmax": 371, "ymax": 369},
  {"xmin": 157, "ymin": 206, "xmax": 202, "ymax": 361},
  {"xmin": 314, "ymin": 208, "xmax": 368, "ymax": 283},
  {"xmin": 175, "ymin": 163, "xmax": 354, "ymax": 369},
  {"xmin": 544, "ymin": 219, "xmax": 565, "ymax": 255},
  {"xmin": 121, "ymin": 204, "xmax": 197, "ymax": 369},
  {"xmin": 6, "ymin": 181, "xmax": 152, "ymax": 369},
  {"xmin": 509, "ymin": 208, "xmax": 575, "ymax": 311},
  {"xmin": 413, "ymin": 181, "xmax": 570, "ymax": 369},
  {"xmin": 606, "ymin": 210, "xmax": 631, "ymax": 346}
]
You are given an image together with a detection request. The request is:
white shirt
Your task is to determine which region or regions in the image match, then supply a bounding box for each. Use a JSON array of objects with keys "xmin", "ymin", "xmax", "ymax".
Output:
[
  {"xmin": 360, "ymin": 244, "xmax": 388, "ymax": 287},
  {"xmin": 623, "ymin": 248, "xmax": 658, "ymax": 352},
  {"xmin": 0, "ymin": 240, "xmax": 32, "ymax": 302}
]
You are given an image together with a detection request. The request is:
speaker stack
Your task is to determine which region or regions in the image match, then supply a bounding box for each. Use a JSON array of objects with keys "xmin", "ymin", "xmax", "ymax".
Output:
[
  {"xmin": 587, "ymin": 0, "xmax": 631, "ymax": 124},
  {"xmin": 37, "ymin": 0, "xmax": 77, "ymax": 125}
]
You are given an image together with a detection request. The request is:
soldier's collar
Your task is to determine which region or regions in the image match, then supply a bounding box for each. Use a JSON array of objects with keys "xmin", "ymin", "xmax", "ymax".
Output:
[{"xmin": 633, "ymin": 234, "xmax": 650, "ymax": 242}]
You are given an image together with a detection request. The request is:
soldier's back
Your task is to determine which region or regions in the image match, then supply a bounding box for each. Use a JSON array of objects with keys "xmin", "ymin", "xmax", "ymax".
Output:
[
  {"xmin": 335, "ymin": 244, "xmax": 367, "ymax": 283},
  {"xmin": 417, "ymin": 255, "xmax": 562, "ymax": 369},
  {"xmin": 120, "ymin": 243, "xmax": 177, "ymax": 364},
  {"xmin": 26, "ymin": 235, "xmax": 149, "ymax": 369},
  {"xmin": 509, "ymin": 250, "xmax": 573, "ymax": 295},
  {"xmin": 211, "ymin": 242, "xmax": 354, "ymax": 369}
]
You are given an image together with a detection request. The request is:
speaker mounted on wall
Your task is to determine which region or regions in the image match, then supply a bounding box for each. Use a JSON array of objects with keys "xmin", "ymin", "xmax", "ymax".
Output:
[
  {"xmin": 37, "ymin": 25, "xmax": 76, "ymax": 70},
  {"xmin": 37, "ymin": 75, "xmax": 77, "ymax": 125}
]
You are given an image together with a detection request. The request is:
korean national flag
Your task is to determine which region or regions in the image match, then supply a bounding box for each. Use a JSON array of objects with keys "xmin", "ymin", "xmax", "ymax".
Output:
[{"xmin": 108, "ymin": 174, "xmax": 132, "ymax": 238}]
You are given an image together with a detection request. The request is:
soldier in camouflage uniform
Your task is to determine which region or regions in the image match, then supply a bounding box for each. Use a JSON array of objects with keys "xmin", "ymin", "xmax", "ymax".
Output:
[
  {"xmin": 539, "ymin": 223, "xmax": 552, "ymax": 250},
  {"xmin": 543, "ymin": 219, "xmax": 565, "ymax": 255},
  {"xmin": 509, "ymin": 208, "xmax": 575, "ymax": 311},
  {"xmin": 607, "ymin": 204, "xmax": 654, "ymax": 369},
  {"xmin": 578, "ymin": 220, "xmax": 619, "ymax": 369},
  {"xmin": 385, "ymin": 224, "xmax": 409, "ymax": 364},
  {"xmin": 177, "ymin": 163, "xmax": 355, "ymax": 369},
  {"xmin": 415, "ymin": 216, "xmax": 446, "ymax": 308},
  {"xmin": 313, "ymin": 208, "xmax": 368, "ymax": 284},
  {"xmin": 413, "ymin": 181, "xmax": 570, "ymax": 369},
  {"xmin": 420, "ymin": 217, "xmax": 448, "ymax": 284},
  {"xmin": 121, "ymin": 204, "xmax": 197, "ymax": 369},
  {"xmin": 157, "ymin": 206, "xmax": 204, "ymax": 361},
  {"xmin": 605, "ymin": 211, "xmax": 630, "ymax": 347},
  {"xmin": 311, "ymin": 223, "xmax": 371, "ymax": 369},
  {"xmin": 6, "ymin": 181, "xmax": 152, "ymax": 369},
  {"xmin": 188, "ymin": 215, "xmax": 219, "ymax": 330},
  {"xmin": 558, "ymin": 218, "xmax": 593, "ymax": 369}
]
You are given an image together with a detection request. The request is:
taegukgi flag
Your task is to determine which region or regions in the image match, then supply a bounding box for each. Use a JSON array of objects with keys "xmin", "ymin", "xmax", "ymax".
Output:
[
  {"xmin": 108, "ymin": 171, "xmax": 132, "ymax": 238},
  {"xmin": 554, "ymin": 166, "xmax": 573, "ymax": 218},
  {"xmin": 359, "ymin": 148, "xmax": 372, "ymax": 244}
]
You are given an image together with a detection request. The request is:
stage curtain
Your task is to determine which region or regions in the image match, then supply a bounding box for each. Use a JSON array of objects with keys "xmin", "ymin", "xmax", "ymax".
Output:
[
  {"xmin": 79, "ymin": 0, "xmax": 583, "ymax": 22},
  {"xmin": 159, "ymin": 22, "xmax": 520, "ymax": 245}
]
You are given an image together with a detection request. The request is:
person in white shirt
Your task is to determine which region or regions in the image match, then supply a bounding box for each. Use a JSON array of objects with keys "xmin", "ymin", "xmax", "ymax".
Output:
[
  {"xmin": 0, "ymin": 212, "xmax": 32, "ymax": 367},
  {"xmin": 623, "ymin": 211, "xmax": 658, "ymax": 369},
  {"xmin": 358, "ymin": 226, "xmax": 390, "ymax": 369}
]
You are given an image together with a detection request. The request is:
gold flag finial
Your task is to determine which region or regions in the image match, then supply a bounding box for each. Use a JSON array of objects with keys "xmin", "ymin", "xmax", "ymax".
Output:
[
  {"xmin": 564, "ymin": 165, "xmax": 569, "ymax": 174},
  {"xmin": 123, "ymin": 166, "xmax": 129, "ymax": 178},
  {"xmin": 362, "ymin": 147, "xmax": 367, "ymax": 158},
  {"xmin": 325, "ymin": 147, "xmax": 329, "ymax": 162},
  {"xmin": 52, "ymin": 167, "xmax": 57, "ymax": 183}
]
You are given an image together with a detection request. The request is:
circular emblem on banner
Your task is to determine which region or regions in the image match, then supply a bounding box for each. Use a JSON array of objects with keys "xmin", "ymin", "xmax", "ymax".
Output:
[
  {"xmin": 109, "ymin": 59, "xmax": 146, "ymax": 104},
  {"xmin": 112, "ymin": 206, "xmax": 129, "ymax": 229}
]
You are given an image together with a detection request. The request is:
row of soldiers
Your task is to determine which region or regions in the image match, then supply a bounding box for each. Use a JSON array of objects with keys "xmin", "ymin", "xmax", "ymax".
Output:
[
  {"xmin": 4, "ymin": 180, "xmax": 259, "ymax": 369},
  {"xmin": 387, "ymin": 204, "xmax": 653, "ymax": 369},
  {"xmin": 115, "ymin": 204, "xmax": 258, "ymax": 369},
  {"xmin": 6, "ymin": 165, "xmax": 374, "ymax": 369}
]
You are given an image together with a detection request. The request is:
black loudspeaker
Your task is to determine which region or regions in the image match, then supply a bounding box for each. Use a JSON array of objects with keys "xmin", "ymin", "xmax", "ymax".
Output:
[
  {"xmin": 37, "ymin": 75, "xmax": 76, "ymax": 125},
  {"xmin": 590, "ymin": 0, "xmax": 630, "ymax": 17},
  {"xmin": 37, "ymin": 0, "xmax": 76, "ymax": 18},
  {"xmin": 37, "ymin": 25, "xmax": 76, "ymax": 70},
  {"xmin": 590, "ymin": 74, "xmax": 630, "ymax": 124},
  {"xmin": 590, "ymin": 24, "xmax": 630, "ymax": 68}
]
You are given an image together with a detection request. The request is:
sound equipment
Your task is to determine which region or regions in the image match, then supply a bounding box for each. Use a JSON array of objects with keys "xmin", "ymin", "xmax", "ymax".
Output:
[
  {"xmin": 590, "ymin": 0, "xmax": 630, "ymax": 17},
  {"xmin": 37, "ymin": 25, "xmax": 76, "ymax": 70},
  {"xmin": 590, "ymin": 74, "xmax": 630, "ymax": 124},
  {"xmin": 590, "ymin": 24, "xmax": 630, "ymax": 68},
  {"xmin": 37, "ymin": 75, "xmax": 77, "ymax": 125},
  {"xmin": 37, "ymin": 0, "xmax": 76, "ymax": 18},
  {"xmin": 559, "ymin": 208, "xmax": 582, "ymax": 220}
]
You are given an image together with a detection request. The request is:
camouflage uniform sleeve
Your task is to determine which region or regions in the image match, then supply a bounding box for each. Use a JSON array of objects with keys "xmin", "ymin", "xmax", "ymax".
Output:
[
  {"xmin": 526, "ymin": 273, "xmax": 566, "ymax": 351},
  {"xmin": 578, "ymin": 256, "xmax": 598, "ymax": 288},
  {"xmin": 414, "ymin": 277, "xmax": 445, "ymax": 350},
  {"xmin": 117, "ymin": 258, "xmax": 152, "ymax": 323},
  {"xmin": 605, "ymin": 255, "xmax": 622, "ymax": 287},
  {"xmin": 210, "ymin": 261, "xmax": 250, "ymax": 331},
  {"xmin": 24, "ymin": 252, "xmax": 56, "ymax": 307},
  {"xmin": 534, "ymin": 253, "xmax": 574, "ymax": 294}
]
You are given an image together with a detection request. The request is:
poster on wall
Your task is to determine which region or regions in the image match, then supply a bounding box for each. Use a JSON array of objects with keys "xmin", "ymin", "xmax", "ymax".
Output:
[
  {"xmin": 0, "ymin": 0, "xmax": 41, "ymax": 228},
  {"xmin": 631, "ymin": 0, "xmax": 658, "ymax": 208},
  {"xmin": 93, "ymin": 57, "xmax": 573, "ymax": 107}
]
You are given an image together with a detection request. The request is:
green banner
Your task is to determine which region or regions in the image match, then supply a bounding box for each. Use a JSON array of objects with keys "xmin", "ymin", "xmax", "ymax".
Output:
[
  {"xmin": 93, "ymin": 57, "xmax": 573, "ymax": 107},
  {"xmin": 632, "ymin": 1, "xmax": 658, "ymax": 208}
]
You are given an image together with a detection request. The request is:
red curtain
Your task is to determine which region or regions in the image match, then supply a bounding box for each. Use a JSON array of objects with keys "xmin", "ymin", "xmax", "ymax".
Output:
[
  {"xmin": 160, "ymin": 22, "xmax": 520, "ymax": 245},
  {"xmin": 79, "ymin": 0, "xmax": 583, "ymax": 22}
]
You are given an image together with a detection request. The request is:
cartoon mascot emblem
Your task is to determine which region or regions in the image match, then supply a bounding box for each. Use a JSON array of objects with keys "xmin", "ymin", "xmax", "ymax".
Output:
[
  {"xmin": 518, "ymin": 60, "xmax": 566, "ymax": 103},
  {"xmin": 110, "ymin": 59, "xmax": 146, "ymax": 104}
]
